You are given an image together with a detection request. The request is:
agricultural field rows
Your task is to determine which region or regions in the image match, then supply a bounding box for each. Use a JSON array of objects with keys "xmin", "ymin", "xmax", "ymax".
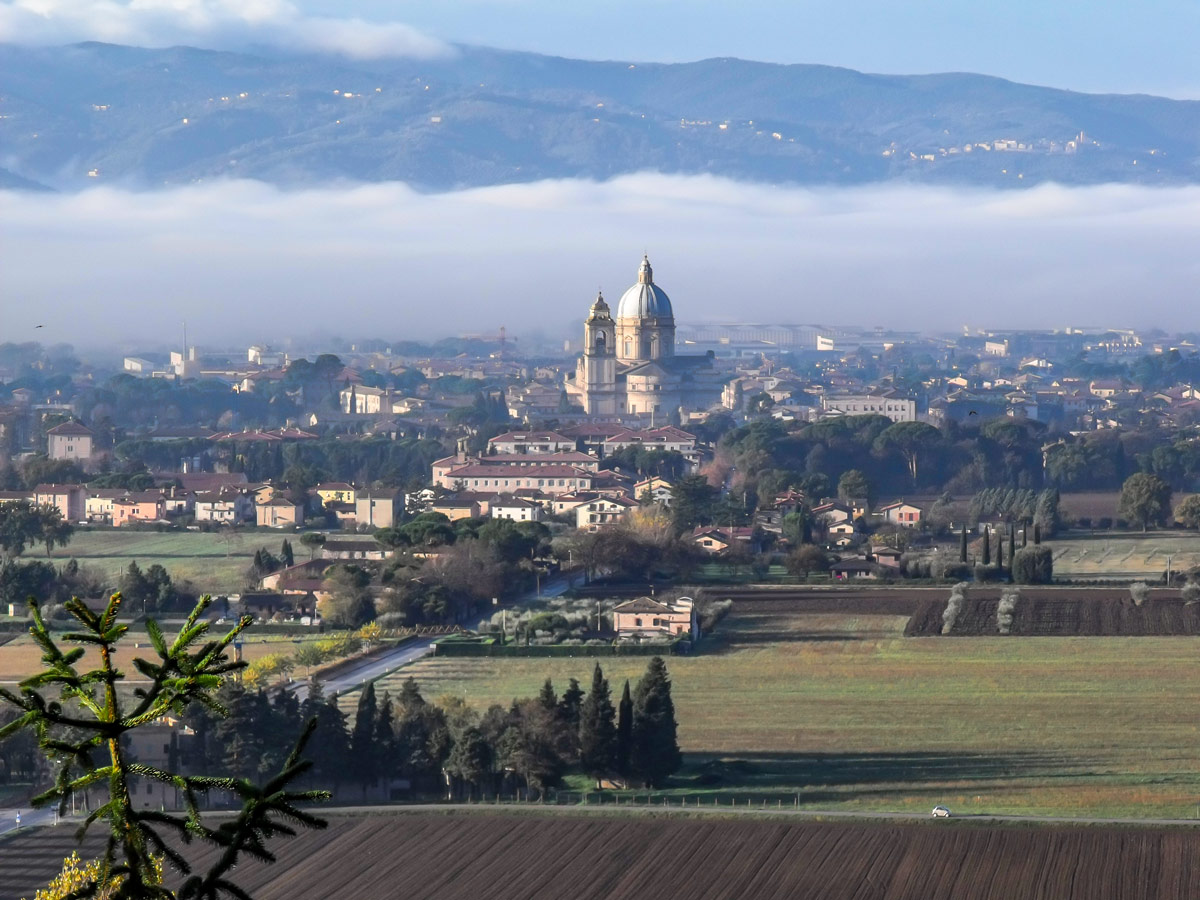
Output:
[
  {"xmin": 376, "ymin": 592, "xmax": 1200, "ymax": 818},
  {"xmin": 8, "ymin": 812, "xmax": 1196, "ymax": 900}
]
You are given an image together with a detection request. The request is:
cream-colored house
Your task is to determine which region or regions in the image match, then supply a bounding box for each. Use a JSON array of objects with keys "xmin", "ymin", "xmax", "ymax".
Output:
[
  {"xmin": 256, "ymin": 497, "xmax": 304, "ymax": 528},
  {"xmin": 47, "ymin": 421, "xmax": 94, "ymax": 461}
]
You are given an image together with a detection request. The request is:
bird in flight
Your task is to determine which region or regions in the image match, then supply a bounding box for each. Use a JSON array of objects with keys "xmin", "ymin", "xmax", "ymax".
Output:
[{"xmin": 35, "ymin": 325, "xmax": 44, "ymax": 328}]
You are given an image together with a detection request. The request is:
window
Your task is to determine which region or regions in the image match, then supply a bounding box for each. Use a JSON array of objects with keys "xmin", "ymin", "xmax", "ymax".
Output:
[{"xmin": 635, "ymin": 618, "xmax": 642, "ymax": 626}]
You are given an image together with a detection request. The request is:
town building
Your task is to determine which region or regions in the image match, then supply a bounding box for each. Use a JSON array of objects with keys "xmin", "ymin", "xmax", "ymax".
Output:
[
  {"xmin": 575, "ymin": 495, "xmax": 637, "ymax": 531},
  {"xmin": 46, "ymin": 421, "xmax": 94, "ymax": 461},
  {"xmin": 820, "ymin": 391, "xmax": 917, "ymax": 423},
  {"xmin": 256, "ymin": 497, "xmax": 304, "ymax": 528}
]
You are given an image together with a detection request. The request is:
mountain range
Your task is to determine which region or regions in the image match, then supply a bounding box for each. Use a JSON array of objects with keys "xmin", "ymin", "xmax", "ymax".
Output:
[{"xmin": 2, "ymin": 41, "xmax": 1198, "ymax": 192}]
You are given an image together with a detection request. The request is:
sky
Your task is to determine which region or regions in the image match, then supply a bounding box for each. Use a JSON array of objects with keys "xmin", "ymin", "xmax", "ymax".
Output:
[
  {"xmin": 0, "ymin": 0, "xmax": 1197, "ymax": 96},
  {"xmin": 6, "ymin": 177, "xmax": 1200, "ymax": 347},
  {"xmin": 2, "ymin": 0, "xmax": 1198, "ymax": 346}
]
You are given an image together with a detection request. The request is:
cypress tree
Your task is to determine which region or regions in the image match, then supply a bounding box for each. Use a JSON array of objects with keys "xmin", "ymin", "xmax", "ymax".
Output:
[
  {"xmin": 1034, "ymin": 523, "xmax": 1042, "ymax": 545},
  {"xmin": 959, "ymin": 525, "xmax": 968, "ymax": 563},
  {"xmin": 559, "ymin": 677, "xmax": 584, "ymax": 731},
  {"xmin": 281, "ymin": 539, "xmax": 294, "ymax": 567},
  {"xmin": 981, "ymin": 529, "xmax": 991, "ymax": 567},
  {"xmin": 629, "ymin": 657, "xmax": 682, "ymax": 788},
  {"xmin": 350, "ymin": 682, "xmax": 379, "ymax": 799},
  {"xmin": 996, "ymin": 530, "xmax": 1003, "ymax": 569},
  {"xmin": 537, "ymin": 677, "xmax": 557, "ymax": 711},
  {"xmin": 1008, "ymin": 527, "xmax": 1016, "ymax": 571},
  {"xmin": 616, "ymin": 680, "xmax": 633, "ymax": 785},
  {"xmin": 578, "ymin": 664, "xmax": 618, "ymax": 789}
]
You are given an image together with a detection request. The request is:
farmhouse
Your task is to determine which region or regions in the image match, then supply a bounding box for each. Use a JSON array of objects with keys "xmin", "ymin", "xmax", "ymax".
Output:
[
  {"xmin": 877, "ymin": 500, "xmax": 923, "ymax": 527},
  {"xmin": 612, "ymin": 595, "xmax": 697, "ymax": 639}
]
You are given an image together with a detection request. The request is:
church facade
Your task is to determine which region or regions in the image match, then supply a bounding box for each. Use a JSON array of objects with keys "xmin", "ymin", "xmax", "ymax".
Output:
[{"xmin": 567, "ymin": 256, "xmax": 723, "ymax": 418}]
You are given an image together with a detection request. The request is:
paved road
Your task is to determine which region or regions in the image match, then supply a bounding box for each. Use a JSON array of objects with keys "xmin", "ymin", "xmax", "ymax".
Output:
[{"xmin": 0, "ymin": 806, "xmax": 62, "ymax": 838}]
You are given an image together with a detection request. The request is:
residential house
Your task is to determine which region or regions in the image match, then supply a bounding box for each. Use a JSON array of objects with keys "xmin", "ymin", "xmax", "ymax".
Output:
[
  {"xmin": 34, "ymin": 484, "xmax": 86, "ymax": 522},
  {"xmin": 321, "ymin": 539, "xmax": 389, "ymax": 561},
  {"xmin": 194, "ymin": 490, "xmax": 254, "ymax": 525},
  {"xmin": 431, "ymin": 497, "xmax": 485, "ymax": 521},
  {"xmin": 633, "ymin": 477, "xmax": 674, "ymax": 506},
  {"xmin": 85, "ymin": 488, "xmax": 128, "ymax": 522},
  {"xmin": 128, "ymin": 717, "xmax": 196, "ymax": 810},
  {"xmin": 315, "ymin": 482, "xmax": 357, "ymax": 506},
  {"xmin": 256, "ymin": 497, "xmax": 304, "ymax": 529},
  {"xmin": 113, "ymin": 492, "xmax": 166, "ymax": 527},
  {"xmin": 878, "ymin": 501, "xmax": 923, "ymax": 528},
  {"xmin": 46, "ymin": 421, "xmax": 94, "ymax": 461},
  {"xmin": 576, "ymin": 496, "xmax": 638, "ymax": 531},
  {"xmin": 691, "ymin": 525, "xmax": 755, "ymax": 554},
  {"xmin": 491, "ymin": 496, "xmax": 543, "ymax": 523},
  {"xmin": 355, "ymin": 488, "xmax": 401, "ymax": 529},
  {"xmin": 612, "ymin": 596, "xmax": 697, "ymax": 640}
]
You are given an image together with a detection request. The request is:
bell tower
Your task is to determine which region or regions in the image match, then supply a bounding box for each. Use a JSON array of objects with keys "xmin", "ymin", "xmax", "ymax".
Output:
[{"xmin": 578, "ymin": 291, "xmax": 618, "ymax": 414}]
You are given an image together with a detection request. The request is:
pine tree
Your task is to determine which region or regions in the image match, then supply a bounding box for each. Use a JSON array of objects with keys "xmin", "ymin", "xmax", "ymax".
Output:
[
  {"xmin": 616, "ymin": 680, "xmax": 633, "ymax": 784},
  {"xmin": 350, "ymin": 682, "xmax": 379, "ymax": 799},
  {"xmin": 959, "ymin": 524, "xmax": 968, "ymax": 563},
  {"xmin": 629, "ymin": 657, "xmax": 681, "ymax": 788},
  {"xmin": 578, "ymin": 664, "xmax": 618, "ymax": 789},
  {"xmin": 537, "ymin": 677, "xmax": 557, "ymax": 711}
]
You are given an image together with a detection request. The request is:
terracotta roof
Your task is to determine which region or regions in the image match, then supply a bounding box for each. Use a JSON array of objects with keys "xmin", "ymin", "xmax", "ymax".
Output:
[
  {"xmin": 46, "ymin": 421, "xmax": 93, "ymax": 436},
  {"xmin": 612, "ymin": 597, "xmax": 673, "ymax": 614}
]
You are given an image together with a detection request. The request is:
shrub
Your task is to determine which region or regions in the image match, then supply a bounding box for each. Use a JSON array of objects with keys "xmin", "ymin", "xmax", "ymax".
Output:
[
  {"xmin": 1012, "ymin": 546, "xmax": 1053, "ymax": 584},
  {"xmin": 997, "ymin": 588, "xmax": 1019, "ymax": 634},
  {"xmin": 973, "ymin": 564, "xmax": 1003, "ymax": 583},
  {"xmin": 1130, "ymin": 582, "xmax": 1149, "ymax": 607},
  {"xmin": 1098, "ymin": 517, "xmax": 1113, "ymax": 529},
  {"xmin": 1077, "ymin": 516, "xmax": 1092, "ymax": 529},
  {"xmin": 941, "ymin": 582, "xmax": 968, "ymax": 635}
]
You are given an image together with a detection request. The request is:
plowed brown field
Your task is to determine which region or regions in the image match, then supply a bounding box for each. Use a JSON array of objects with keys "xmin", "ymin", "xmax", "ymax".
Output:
[
  {"xmin": 905, "ymin": 592, "xmax": 1199, "ymax": 636},
  {"xmin": 6, "ymin": 812, "xmax": 1199, "ymax": 900}
]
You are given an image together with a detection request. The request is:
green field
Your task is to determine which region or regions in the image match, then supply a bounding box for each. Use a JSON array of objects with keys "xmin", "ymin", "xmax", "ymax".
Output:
[
  {"xmin": 39, "ymin": 530, "xmax": 270, "ymax": 593},
  {"xmin": 369, "ymin": 597, "xmax": 1200, "ymax": 819},
  {"xmin": 1049, "ymin": 532, "xmax": 1200, "ymax": 580}
]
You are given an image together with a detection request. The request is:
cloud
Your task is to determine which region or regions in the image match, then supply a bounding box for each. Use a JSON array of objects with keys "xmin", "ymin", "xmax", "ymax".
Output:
[
  {"xmin": 4, "ymin": 174, "xmax": 1200, "ymax": 349},
  {"xmin": 0, "ymin": 0, "xmax": 451, "ymax": 59}
]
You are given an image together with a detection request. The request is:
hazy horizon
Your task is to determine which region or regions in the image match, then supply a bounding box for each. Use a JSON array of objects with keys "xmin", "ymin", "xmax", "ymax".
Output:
[{"xmin": 6, "ymin": 175, "xmax": 1200, "ymax": 347}]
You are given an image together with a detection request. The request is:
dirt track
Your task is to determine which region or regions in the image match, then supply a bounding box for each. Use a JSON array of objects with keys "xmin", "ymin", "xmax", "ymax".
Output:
[{"xmin": 7, "ymin": 811, "xmax": 1197, "ymax": 900}]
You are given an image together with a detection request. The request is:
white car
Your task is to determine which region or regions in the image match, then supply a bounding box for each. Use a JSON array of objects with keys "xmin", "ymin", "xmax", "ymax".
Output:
[{"xmin": 931, "ymin": 806, "xmax": 951, "ymax": 818}]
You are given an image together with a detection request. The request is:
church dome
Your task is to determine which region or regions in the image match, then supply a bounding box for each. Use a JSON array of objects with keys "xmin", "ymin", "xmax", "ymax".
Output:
[{"xmin": 616, "ymin": 255, "xmax": 674, "ymax": 320}]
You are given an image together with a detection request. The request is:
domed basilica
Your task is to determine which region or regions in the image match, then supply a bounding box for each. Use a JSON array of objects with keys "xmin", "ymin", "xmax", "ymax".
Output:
[{"xmin": 566, "ymin": 255, "xmax": 723, "ymax": 419}]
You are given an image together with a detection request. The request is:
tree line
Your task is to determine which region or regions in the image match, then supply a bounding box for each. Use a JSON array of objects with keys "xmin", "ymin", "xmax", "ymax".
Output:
[{"xmin": 181, "ymin": 659, "xmax": 681, "ymax": 801}]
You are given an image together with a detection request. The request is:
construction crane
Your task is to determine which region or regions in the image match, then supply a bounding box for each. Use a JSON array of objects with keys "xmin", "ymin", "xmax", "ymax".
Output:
[{"xmin": 459, "ymin": 325, "xmax": 516, "ymax": 357}]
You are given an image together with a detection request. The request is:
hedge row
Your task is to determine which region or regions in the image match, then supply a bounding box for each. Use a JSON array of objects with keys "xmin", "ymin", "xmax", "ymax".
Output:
[{"xmin": 432, "ymin": 640, "xmax": 685, "ymax": 658}]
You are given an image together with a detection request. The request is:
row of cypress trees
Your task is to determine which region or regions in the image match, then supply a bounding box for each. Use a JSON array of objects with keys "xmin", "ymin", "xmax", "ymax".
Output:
[{"xmin": 577, "ymin": 657, "xmax": 682, "ymax": 789}]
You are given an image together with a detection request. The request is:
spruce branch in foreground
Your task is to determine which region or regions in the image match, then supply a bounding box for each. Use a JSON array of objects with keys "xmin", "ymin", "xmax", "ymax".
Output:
[{"xmin": 0, "ymin": 593, "xmax": 329, "ymax": 900}]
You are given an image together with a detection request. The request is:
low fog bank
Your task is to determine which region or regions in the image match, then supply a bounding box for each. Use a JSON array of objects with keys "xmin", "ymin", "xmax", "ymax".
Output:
[{"xmin": 4, "ymin": 174, "xmax": 1199, "ymax": 348}]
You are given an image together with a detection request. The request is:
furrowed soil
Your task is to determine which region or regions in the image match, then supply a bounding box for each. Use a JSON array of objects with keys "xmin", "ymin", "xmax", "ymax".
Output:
[
  {"xmin": 905, "ymin": 589, "xmax": 1200, "ymax": 636},
  {"xmin": 5, "ymin": 812, "xmax": 1199, "ymax": 900}
]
